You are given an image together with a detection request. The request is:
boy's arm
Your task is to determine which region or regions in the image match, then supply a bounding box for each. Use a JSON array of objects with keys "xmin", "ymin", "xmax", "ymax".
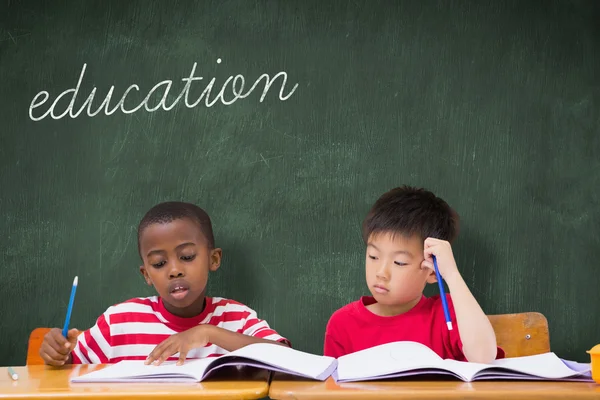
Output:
[
  {"xmin": 444, "ymin": 273, "xmax": 498, "ymax": 363},
  {"xmin": 145, "ymin": 324, "xmax": 288, "ymax": 365},
  {"xmin": 204, "ymin": 325, "xmax": 289, "ymax": 351},
  {"xmin": 146, "ymin": 307, "xmax": 289, "ymax": 366},
  {"xmin": 423, "ymin": 237, "xmax": 498, "ymax": 364},
  {"xmin": 40, "ymin": 311, "xmax": 112, "ymax": 366}
]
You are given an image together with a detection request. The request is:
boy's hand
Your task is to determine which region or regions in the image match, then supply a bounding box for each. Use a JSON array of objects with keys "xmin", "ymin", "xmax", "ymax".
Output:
[
  {"xmin": 145, "ymin": 325, "xmax": 212, "ymax": 366},
  {"xmin": 39, "ymin": 328, "xmax": 80, "ymax": 366},
  {"xmin": 421, "ymin": 237, "xmax": 460, "ymax": 282}
]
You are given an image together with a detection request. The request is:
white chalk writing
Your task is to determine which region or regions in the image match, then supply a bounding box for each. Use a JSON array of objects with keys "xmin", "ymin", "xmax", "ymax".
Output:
[{"xmin": 29, "ymin": 59, "xmax": 299, "ymax": 121}]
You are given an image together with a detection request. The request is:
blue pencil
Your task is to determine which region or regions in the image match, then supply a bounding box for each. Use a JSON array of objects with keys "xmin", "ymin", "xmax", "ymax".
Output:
[
  {"xmin": 432, "ymin": 256, "xmax": 453, "ymax": 330},
  {"xmin": 62, "ymin": 276, "xmax": 78, "ymax": 338}
]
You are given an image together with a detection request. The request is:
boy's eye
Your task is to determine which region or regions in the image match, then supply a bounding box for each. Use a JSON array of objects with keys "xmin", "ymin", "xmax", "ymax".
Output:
[
  {"xmin": 394, "ymin": 261, "xmax": 408, "ymax": 266},
  {"xmin": 181, "ymin": 254, "xmax": 196, "ymax": 261},
  {"xmin": 151, "ymin": 261, "xmax": 166, "ymax": 268},
  {"xmin": 368, "ymin": 255, "xmax": 378, "ymax": 260}
]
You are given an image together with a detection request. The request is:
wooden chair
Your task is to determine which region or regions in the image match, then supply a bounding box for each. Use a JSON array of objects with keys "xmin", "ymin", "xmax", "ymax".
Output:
[
  {"xmin": 26, "ymin": 327, "xmax": 51, "ymax": 365},
  {"xmin": 487, "ymin": 312, "xmax": 550, "ymax": 357}
]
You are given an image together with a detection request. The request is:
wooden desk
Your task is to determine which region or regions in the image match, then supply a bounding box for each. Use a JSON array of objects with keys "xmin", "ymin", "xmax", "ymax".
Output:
[
  {"xmin": 269, "ymin": 375, "xmax": 600, "ymax": 399},
  {"xmin": 0, "ymin": 365, "xmax": 269, "ymax": 400}
]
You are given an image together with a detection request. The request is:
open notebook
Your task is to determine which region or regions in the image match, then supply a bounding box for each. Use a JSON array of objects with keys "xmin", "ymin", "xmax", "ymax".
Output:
[
  {"xmin": 69, "ymin": 341, "xmax": 592, "ymax": 384},
  {"xmin": 70, "ymin": 343, "xmax": 337, "ymax": 383},
  {"xmin": 333, "ymin": 341, "xmax": 593, "ymax": 383}
]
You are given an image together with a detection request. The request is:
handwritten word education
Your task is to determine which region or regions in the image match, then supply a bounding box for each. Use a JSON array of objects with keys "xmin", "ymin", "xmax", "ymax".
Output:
[{"xmin": 29, "ymin": 59, "xmax": 299, "ymax": 122}]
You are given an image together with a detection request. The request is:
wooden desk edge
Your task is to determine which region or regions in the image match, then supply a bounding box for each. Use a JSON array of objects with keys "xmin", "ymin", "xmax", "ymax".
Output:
[
  {"xmin": 268, "ymin": 375, "xmax": 600, "ymax": 400},
  {"xmin": 0, "ymin": 365, "xmax": 270, "ymax": 400}
]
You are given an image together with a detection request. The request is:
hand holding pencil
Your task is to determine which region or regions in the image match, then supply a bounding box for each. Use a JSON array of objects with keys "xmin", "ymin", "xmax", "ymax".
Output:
[
  {"xmin": 39, "ymin": 276, "xmax": 80, "ymax": 366},
  {"xmin": 421, "ymin": 238, "xmax": 459, "ymax": 282},
  {"xmin": 39, "ymin": 327, "xmax": 81, "ymax": 366},
  {"xmin": 421, "ymin": 238, "xmax": 460, "ymax": 331}
]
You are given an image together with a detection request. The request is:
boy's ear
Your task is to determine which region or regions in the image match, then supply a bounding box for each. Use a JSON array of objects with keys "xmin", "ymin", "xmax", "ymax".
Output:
[
  {"xmin": 139, "ymin": 265, "xmax": 152, "ymax": 286},
  {"xmin": 421, "ymin": 261, "xmax": 438, "ymax": 284},
  {"xmin": 209, "ymin": 248, "xmax": 222, "ymax": 272},
  {"xmin": 425, "ymin": 272, "xmax": 438, "ymax": 284}
]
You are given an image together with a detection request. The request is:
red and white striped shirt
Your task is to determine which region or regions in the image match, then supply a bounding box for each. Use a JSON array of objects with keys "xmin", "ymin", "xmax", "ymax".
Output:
[{"xmin": 71, "ymin": 296, "xmax": 289, "ymax": 364}]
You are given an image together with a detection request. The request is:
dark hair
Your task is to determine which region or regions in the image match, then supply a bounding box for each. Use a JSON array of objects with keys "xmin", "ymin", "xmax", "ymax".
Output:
[
  {"xmin": 362, "ymin": 185, "xmax": 459, "ymax": 244},
  {"xmin": 137, "ymin": 201, "xmax": 215, "ymax": 258}
]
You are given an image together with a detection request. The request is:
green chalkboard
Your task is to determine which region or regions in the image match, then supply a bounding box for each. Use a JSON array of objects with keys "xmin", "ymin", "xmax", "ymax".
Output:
[{"xmin": 1, "ymin": 0, "xmax": 599, "ymax": 367}]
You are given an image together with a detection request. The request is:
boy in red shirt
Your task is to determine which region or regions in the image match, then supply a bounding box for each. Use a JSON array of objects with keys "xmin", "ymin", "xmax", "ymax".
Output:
[{"xmin": 324, "ymin": 186, "xmax": 504, "ymax": 363}]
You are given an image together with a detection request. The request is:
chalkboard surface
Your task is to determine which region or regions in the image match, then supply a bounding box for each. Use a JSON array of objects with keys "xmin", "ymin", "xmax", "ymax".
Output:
[{"xmin": 1, "ymin": 0, "xmax": 599, "ymax": 366}]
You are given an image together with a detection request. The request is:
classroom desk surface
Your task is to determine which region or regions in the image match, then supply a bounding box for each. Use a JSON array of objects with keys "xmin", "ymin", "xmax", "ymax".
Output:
[
  {"xmin": 269, "ymin": 374, "xmax": 600, "ymax": 399},
  {"xmin": 0, "ymin": 364, "xmax": 269, "ymax": 400}
]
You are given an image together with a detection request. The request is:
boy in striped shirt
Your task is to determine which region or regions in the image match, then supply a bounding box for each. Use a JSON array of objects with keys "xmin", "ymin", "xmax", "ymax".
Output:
[{"xmin": 40, "ymin": 202, "xmax": 290, "ymax": 366}]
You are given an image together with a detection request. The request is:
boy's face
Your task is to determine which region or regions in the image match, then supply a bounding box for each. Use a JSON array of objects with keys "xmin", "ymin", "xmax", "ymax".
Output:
[
  {"xmin": 365, "ymin": 232, "xmax": 436, "ymax": 314},
  {"xmin": 139, "ymin": 218, "xmax": 221, "ymax": 318}
]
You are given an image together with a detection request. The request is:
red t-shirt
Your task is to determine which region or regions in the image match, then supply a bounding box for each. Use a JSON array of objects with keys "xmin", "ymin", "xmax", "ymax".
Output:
[{"xmin": 324, "ymin": 294, "xmax": 505, "ymax": 360}]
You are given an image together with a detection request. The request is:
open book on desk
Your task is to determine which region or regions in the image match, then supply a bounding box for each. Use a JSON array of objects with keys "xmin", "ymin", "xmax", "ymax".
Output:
[
  {"xmin": 334, "ymin": 341, "xmax": 593, "ymax": 383},
  {"xmin": 69, "ymin": 340, "xmax": 592, "ymax": 384},
  {"xmin": 70, "ymin": 343, "xmax": 337, "ymax": 383}
]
